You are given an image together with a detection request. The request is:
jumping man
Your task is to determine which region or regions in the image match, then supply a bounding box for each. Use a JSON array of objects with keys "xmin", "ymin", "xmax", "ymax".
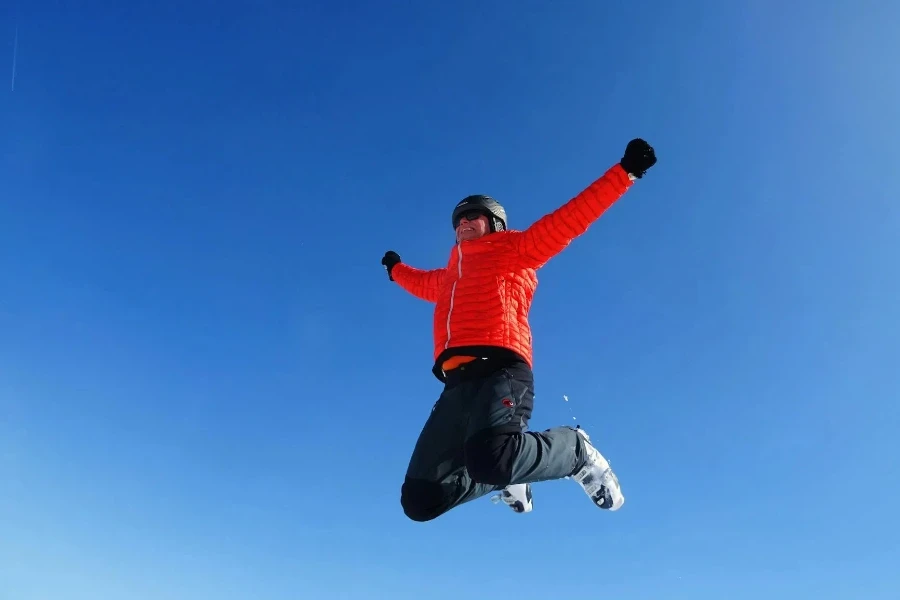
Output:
[{"xmin": 381, "ymin": 138, "xmax": 657, "ymax": 522}]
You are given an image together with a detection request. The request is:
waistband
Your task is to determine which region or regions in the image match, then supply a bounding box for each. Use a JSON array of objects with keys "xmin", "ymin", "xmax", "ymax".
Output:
[
  {"xmin": 441, "ymin": 355, "xmax": 478, "ymax": 371},
  {"xmin": 432, "ymin": 345, "xmax": 530, "ymax": 383}
]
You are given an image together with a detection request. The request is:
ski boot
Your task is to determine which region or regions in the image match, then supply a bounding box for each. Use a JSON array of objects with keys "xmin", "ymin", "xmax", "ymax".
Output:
[
  {"xmin": 492, "ymin": 483, "xmax": 533, "ymax": 513},
  {"xmin": 572, "ymin": 427, "xmax": 624, "ymax": 511}
]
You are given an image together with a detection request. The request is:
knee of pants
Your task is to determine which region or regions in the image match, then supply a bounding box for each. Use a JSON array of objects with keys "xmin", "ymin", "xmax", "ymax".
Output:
[
  {"xmin": 400, "ymin": 477, "xmax": 453, "ymax": 523},
  {"xmin": 464, "ymin": 430, "xmax": 518, "ymax": 487}
]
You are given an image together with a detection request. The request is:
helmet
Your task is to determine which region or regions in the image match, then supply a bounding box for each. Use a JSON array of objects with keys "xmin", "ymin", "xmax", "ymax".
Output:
[{"xmin": 452, "ymin": 194, "xmax": 507, "ymax": 233}]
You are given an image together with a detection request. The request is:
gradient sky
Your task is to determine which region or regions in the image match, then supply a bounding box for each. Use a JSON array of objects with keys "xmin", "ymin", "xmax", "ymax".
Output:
[{"xmin": 2, "ymin": 1, "xmax": 899, "ymax": 599}]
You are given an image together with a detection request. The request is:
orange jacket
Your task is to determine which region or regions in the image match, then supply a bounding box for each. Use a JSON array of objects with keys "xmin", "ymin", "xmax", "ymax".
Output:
[{"xmin": 392, "ymin": 163, "xmax": 634, "ymax": 379}]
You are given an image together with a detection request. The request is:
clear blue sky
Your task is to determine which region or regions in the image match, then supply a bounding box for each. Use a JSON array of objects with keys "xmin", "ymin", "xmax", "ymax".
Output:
[{"xmin": 2, "ymin": 1, "xmax": 898, "ymax": 598}]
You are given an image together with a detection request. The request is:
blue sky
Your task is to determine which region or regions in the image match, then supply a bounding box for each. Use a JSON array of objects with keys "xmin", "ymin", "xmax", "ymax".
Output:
[{"xmin": 2, "ymin": 0, "xmax": 899, "ymax": 598}]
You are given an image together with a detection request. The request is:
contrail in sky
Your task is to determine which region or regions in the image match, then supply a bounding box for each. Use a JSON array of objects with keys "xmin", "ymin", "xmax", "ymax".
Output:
[{"xmin": 11, "ymin": 24, "xmax": 18, "ymax": 91}]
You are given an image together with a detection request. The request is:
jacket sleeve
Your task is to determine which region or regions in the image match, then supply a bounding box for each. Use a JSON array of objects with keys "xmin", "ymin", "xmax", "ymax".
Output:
[
  {"xmin": 391, "ymin": 263, "xmax": 445, "ymax": 303},
  {"xmin": 514, "ymin": 163, "xmax": 634, "ymax": 268}
]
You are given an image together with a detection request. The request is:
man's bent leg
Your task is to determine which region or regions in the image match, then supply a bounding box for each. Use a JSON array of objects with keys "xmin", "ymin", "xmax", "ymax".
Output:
[
  {"xmin": 466, "ymin": 425, "xmax": 583, "ymax": 486},
  {"xmin": 463, "ymin": 361, "xmax": 585, "ymax": 487},
  {"xmin": 401, "ymin": 383, "xmax": 498, "ymax": 522}
]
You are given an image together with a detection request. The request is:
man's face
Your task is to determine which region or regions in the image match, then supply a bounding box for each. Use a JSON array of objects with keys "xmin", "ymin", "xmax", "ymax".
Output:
[{"xmin": 455, "ymin": 211, "xmax": 490, "ymax": 241}]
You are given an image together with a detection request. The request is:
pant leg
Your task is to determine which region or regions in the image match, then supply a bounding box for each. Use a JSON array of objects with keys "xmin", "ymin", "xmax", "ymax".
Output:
[
  {"xmin": 463, "ymin": 361, "xmax": 586, "ymax": 487},
  {"xmin": 400, "ymin": 383, "xmax": 498, "ymax": 522}
]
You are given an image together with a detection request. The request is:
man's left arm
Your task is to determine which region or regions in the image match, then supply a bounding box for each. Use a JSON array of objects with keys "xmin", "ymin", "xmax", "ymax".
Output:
[{"xmin": 513, "ymin": 138, "xmax": 656, "ymax": 268}]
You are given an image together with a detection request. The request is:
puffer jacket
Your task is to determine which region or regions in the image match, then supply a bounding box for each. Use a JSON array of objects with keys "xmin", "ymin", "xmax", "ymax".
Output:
[{"xmin": 392, "ymin": 163, "xmax": 634, "ymax": 380}]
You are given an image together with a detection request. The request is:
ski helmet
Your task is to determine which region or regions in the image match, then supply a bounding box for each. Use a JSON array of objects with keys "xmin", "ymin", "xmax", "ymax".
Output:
[{"xmin": 452, "ymin": 194, "xmax": 507, "ymax": 233}]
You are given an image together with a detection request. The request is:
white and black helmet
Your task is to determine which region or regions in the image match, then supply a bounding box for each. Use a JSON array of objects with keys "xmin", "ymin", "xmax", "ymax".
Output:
[{"xmin": 452, "ymin": 195, "xmax": 507, "ymax": 233}]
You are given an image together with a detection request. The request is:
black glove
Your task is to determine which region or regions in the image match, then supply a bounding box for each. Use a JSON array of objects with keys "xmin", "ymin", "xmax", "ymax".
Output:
[
  {"xmin": 620, "ymin": 138, "xmax": 656, "ymax": 179},
  {"xmin": 381, "ymin": 250, "xmax": 401, "ymax": 281}
]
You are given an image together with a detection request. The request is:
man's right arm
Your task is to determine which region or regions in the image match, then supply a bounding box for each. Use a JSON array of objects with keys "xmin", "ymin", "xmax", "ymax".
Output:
[
  {"xmin": 382, "ymin": 251, "xmax": 445, "ymax": 303},
  {"xmin": 391, "ymin": 264, "xmax": 445, "ymax": 303}
]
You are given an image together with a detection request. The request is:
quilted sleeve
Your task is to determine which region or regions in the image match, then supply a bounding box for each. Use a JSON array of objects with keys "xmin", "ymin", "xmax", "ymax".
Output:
[
  {"xmin": 514, "ymin": 163, "xmax": 634, "ymax": 268},
  {"xmin": 391, "ymin": 263, "xmax": 445, "ymax": 303}
]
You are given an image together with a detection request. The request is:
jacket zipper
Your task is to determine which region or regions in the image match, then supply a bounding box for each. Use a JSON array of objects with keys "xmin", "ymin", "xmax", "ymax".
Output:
[{"xmin": 445, "ymin": 242, "xmax": 463, "ymax": 348}]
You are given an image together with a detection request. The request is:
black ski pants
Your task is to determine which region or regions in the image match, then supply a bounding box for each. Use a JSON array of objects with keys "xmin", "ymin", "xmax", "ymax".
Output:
[{"xmin": 400, "ymin": 357, "xmax": 586, "ymax": 522}]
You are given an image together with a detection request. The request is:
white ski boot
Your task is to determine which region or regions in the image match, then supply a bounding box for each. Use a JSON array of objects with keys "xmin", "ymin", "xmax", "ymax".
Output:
[
  {"xmin": 498, "ymin": 483, "xmax": 533, "ymax": 513},
  {"xmin": 572, "ymin": 427, "xmax": 624, "ymax": 511}
]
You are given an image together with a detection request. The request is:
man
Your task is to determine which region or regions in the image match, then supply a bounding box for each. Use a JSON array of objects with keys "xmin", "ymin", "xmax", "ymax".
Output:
[{"xmin": 381, "ymin": 138, "xmax": 657, "ymax": 522}]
